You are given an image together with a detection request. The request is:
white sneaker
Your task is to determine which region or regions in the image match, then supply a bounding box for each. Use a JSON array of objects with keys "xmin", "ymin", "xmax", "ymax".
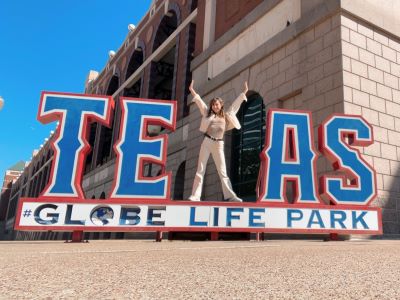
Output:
[
  {"xmin": 228, "ymin": 197, "xmax": 243, "ymax": 202},
  {"xmin": 188, "ymin": 196, "xmax": 200, "ymax": 201}
]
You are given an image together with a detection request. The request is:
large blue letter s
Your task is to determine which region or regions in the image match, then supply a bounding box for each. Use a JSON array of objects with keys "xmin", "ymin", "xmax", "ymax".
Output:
[{"xmin": 319, "ymin": 114, "xmax": 376, "ymax": 205}]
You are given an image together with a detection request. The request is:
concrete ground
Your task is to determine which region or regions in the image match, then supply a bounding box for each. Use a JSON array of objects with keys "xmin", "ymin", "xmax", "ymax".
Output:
[{"xmin": 0, "ymin": 239, "xmax": 399, "ymax": 299}]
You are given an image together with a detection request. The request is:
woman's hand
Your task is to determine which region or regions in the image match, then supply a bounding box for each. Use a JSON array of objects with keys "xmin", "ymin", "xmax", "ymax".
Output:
[
  {"xmin": 189, "ymin": 80, "xmax": 197, "ymax": 96},
  {"xmin": 243, "ymin": 81, "xmax": 248, "ymax": 95}
]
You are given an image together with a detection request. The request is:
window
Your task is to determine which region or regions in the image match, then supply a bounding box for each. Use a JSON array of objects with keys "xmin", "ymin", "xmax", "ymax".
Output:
[{"xmin": 231, "ymin": 93, "xmax": 265, "ymax": 201}]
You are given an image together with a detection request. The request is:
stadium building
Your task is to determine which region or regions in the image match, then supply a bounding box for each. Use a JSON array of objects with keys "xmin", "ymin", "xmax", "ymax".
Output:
[{"xmin": 2, "ymin": 0, "xmax": 400, "ymax": 240}]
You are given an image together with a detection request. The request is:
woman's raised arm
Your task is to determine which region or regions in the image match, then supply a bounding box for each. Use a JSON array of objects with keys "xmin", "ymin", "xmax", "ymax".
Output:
[
  {"xmin": 227, "ymin": 81, "xmax": 248, "ymax": 115},
  {"xmin": 189, "ymin": 80, "xmax": 197, "ymax": 97},
  {"xmin": 190, "ymin": 80, "xmax": 207, "ymax": 116},
  {"xmin": 243, "ymin": 81, "xmax": 248, "ymax": 95}
]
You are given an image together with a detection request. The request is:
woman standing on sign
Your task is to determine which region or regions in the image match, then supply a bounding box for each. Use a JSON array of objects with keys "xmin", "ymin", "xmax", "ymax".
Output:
[{"xmin": 188, "ymin": 80, "xmax": 248, "ymax": 202}]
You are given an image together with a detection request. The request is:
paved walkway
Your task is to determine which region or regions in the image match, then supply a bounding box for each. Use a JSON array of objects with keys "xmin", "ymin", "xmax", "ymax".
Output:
[{"xmin": 0, "ymin": 239, "xmax": 399, "ymax": 299}]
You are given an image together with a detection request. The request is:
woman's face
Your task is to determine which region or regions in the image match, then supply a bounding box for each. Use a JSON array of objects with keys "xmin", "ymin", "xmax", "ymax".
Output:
[{"xmin": 211, "ymin": 100, "xmax": 222, "ymax": 114}]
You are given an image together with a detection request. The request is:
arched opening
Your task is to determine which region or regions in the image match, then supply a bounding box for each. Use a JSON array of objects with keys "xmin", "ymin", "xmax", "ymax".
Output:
[
  {"xmin": 153, "ymin": 11, "xmax": 178, "ymax": 51},
  {"xmin": 231, "ymin": 92, "xmax": 266, "ymax": 201},
  {"xmin": 190, "ymin": 0, "xmax": 198, "ymax": 12},
  {"xmin": 39, "ymin": 170, "xmax": 46, "ymax": 196},
  {"xmin": 124, "ymin": 48, "xmax": 144, "ymax": 97},
  {"xmin": 181, "ymin": 22, "xmax": 196, "ymax": 117},
  {"xmin": 95, "ymin": 75, "xmax": 119, "ymax": 167},
  {"xmin": 84, "ymin": 122, "xmax": 98, "ymax": 173},
  {"xmin": 35, "ymin": 171, "xmax": 43, "ymax": 197},
  {"xmin": 173, "ymin": 161, "xmax": 186, "ymax": 200},
  {"xmin": 28, "ymin": 178, "xmax": 35, "ymax": 197},
  {"xmin": 33, "ymin": 163, "xmax": 39, "ymax": 175},
  {"xmin": 148, "ymin": 11, "xmax": 178, "ymax": 102},
  {"xmin": 100, "ymin": 192, "xmax": 106, "ymax": 199},
  {"xmin": 40, "ymin": 156, "xmax": 45, "ymax": 168},
  {"xmin": 146, "ymin": 11, "xmax": 179, "ymax": 178},
  {"xmin": 42, "ymin": 166, "xmax": 49, "ymax": 192},
  {"xmin": 46, "ymin": 149, "xmax": 52, "ymax": 161},
  {"xmin": 107, "ymin": 74, "xmax": 119, "ymax": 96},
  {"xmin": 108, "ymin": 47, "xmax": 146, "ymax": 160}
]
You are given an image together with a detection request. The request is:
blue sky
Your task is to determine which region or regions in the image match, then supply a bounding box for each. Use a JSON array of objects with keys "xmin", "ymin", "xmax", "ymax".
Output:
[{"xmin": 0, "ymin": 0, "xmax": 152, "ymax": 182}]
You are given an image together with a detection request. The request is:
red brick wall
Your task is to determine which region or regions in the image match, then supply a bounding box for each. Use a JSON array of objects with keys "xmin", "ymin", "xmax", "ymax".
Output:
[{"xmin": 214, "ymin": 0, "xmax": 263, "ymax": 40}]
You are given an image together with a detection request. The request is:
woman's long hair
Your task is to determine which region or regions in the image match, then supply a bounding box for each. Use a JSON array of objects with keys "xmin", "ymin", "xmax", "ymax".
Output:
[{"xmin": 207, "ymin": 97, "xmax": 225, "ymax": 118}]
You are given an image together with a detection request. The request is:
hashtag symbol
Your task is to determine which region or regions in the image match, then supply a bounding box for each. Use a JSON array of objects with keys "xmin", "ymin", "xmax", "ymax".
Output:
[{"xmin": 23, "ymin": 209, "xmax": 32, "ymax": 217}]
